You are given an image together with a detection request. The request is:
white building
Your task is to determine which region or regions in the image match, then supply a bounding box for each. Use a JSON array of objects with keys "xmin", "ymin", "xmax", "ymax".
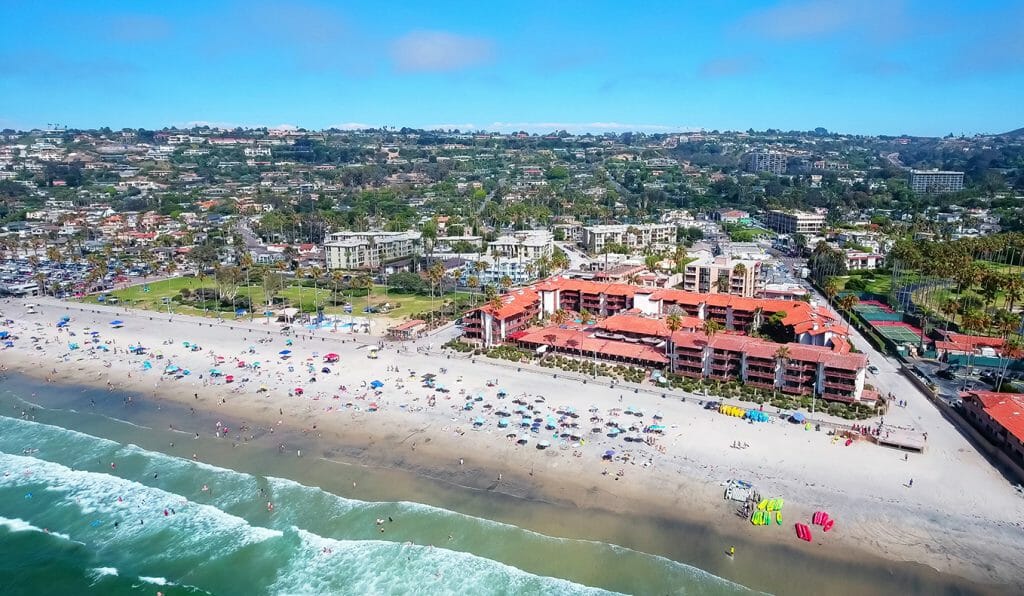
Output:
[
  {"xmin": 908, "ymin": 169, "xmax": 964, "ymax": 194},
  {"xmin": 764, "ymin": 210, "xmax": 825, "ymax": 235},
  {"xmin": 489, "ymin": 230, "xmax": 554, "ymax": 261},
  {"xmin": 324, "ymin": 231, "xmax": 421, "ymax": 270},
  {"xmin": 581, "ymin": 224, "xmax": 675, "ymax": 254}
]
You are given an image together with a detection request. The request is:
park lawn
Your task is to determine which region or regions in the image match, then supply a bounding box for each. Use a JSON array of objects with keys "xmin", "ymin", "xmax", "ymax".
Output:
[
  {"xmin": 93, "ymin": 277, "xmax": 210, "ymax": 308},
  {"xmin": 835, "ymin": 274, "xmax": 893, "ymax": 296},
  {"xmin": 362, "ymin": 288, "xmax": 460, "ymax": 319}
]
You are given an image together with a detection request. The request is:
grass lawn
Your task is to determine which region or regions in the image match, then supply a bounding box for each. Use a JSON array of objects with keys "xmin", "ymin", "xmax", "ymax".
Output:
[
  {"xmin": 835, "ymin": 274, "xmax": 893, "ymax": 296},
  {"xmin": 87, "ymin": 278, "xmax": 468, "ymax": 320}
]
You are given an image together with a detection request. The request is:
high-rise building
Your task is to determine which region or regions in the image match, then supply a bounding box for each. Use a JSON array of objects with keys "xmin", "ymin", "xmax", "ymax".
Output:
[
  {"xmin": 908, "ymin": 169, "xmax": 964, "ymax": 194},
  {"xmin": 746, "ymin": 152, "xmax": 788, "ymax": 175}
]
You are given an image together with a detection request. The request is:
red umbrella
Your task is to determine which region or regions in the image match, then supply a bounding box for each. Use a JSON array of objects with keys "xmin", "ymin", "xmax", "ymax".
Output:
[
  {"xmin": 295, "ymin": 387, "xmax": 304, "ymax": 395},
  {"xmin": 225, "ymin": 375, "xmax": 234, "ymax": 383},
  {"xmin": 237, "ymin": 360, "xmax": 246, "ymax": 368}
]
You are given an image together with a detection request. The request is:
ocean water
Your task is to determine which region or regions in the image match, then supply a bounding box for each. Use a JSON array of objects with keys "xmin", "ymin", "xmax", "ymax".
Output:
[{"xmin": 0, "ymin": 413, "xmax": 753, "ymax": 595}]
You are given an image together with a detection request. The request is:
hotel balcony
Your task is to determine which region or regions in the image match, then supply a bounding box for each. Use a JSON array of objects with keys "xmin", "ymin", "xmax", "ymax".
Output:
[
  {"xmin": 822, "ymin": 388, "xmax": 857, "ymax": 403},
  {"xmin": 711, "ymin": 362, "xmax": 738, "ymax": 373},
  {"xmin": 824, "ymin": 368, "xmax": 858, "ymax": 380},
  {"xmin": 782, "ymin": 372, "xmax": 814, "ymax": 383},
  {"xmin": 781, "ymin": 384, "xmax": 813, "ymax": 396},
  {"xmin": 746, "ymin": 379, "xmax": 776, "ymax": 390},
  {"xmin": 746, "ymin": 367, "xmax": 775, "ymax": 377},
  {"xmin": 675, "ymin": 367, "xmax": 704, "ymax": 378},
  {"xmin": 823, "ymin": 380, "xmax": 856, "ymax": 391}
]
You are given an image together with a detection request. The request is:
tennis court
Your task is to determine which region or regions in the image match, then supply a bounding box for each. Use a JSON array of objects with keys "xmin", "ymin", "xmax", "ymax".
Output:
[
  {"xmin": 854, "ymin": 302, "xmax": 903, "ymax": 322},
  {"xmin": 872, "ymin": 321, "xmax": 924, "ymax": 343}
]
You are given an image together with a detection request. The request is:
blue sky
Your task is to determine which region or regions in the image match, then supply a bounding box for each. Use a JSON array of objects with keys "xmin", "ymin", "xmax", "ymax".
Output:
[{"xmin": 1, "ymin": 0, "xmax": 1022, "ymax": 136}]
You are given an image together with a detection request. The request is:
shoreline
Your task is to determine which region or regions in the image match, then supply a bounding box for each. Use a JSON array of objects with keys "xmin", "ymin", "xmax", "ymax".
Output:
[{"xmin": 1, "ymin": 298, "xmax": 1022, "ymax": 593}]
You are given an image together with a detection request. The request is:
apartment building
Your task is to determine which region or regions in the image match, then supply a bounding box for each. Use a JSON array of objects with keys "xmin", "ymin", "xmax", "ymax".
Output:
[
  {"xmin": 323, "ymin": 231, "xmax": 421, "ymax": 270},
  {"xmin": 764, "ymin": 210, "xmax": 825, "ymax": 235},
  {"xmin": 580, "ymin": 224, "xmax": 675, "ymax": 254},
  {"xmin": 682, "ymin": 254, "xmax": 763, "ymax": 297},
  {"xmin": 908, "ymin": 169, "xmax": 964, "ymax": 194},
  {"xmin": 746, "ymin": 152, "xmax": 788, "ymax": 175},
  {"xmin": 489, "ymin": 229, "xmax": 554, "ymax": 261}
]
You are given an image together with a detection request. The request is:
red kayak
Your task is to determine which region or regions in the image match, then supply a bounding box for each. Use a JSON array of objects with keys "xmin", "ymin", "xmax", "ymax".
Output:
[
  {"xmin": 795, "ymin": 523, "xmax": 812, "ymax": 542},
  {"xmin": 823, "ymin": 519, "xmax": 835, "ymax": 532}
]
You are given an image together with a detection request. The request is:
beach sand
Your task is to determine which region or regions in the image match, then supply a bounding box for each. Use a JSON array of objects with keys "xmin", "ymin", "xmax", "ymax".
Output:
[{"xmin": 2, "ymin": 297, "xmax": 1023, "ymax": 593}]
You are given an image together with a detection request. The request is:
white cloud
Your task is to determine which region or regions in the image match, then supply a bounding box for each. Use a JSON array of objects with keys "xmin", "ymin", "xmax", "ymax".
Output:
[
  {"xmin": 391, "ymin": 31, "xmax": 493, "ymax": 72},
  {"xmin": 425, "ymin": 123, "xmax": 478, "ymax": 130},
  {"xmin": 327, "ymin": 122, "xmax": 375, "ymax": 130},
  {"xmin": 737, "ymin": 0, "xmax": 907, "ymax": 41},
  {"xmin": 485, "ymin": 121, "xmax": 699, "ymax": 134}
]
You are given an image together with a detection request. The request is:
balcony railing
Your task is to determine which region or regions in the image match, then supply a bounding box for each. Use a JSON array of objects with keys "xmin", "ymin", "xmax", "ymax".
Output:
[
  {"xmin": 823, "ymin": 380, "xmax": 855, "ymax": 391},
  {"xmin": 746, "ymin": 379, "xmax": 776, "ymax": 390},
  {"xmin": 824, "ymin": 368, "xmax": 858, "ymax": 379}
]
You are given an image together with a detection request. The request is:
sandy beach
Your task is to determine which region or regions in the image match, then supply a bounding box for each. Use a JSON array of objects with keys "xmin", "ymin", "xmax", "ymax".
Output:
[{"xmin": 2, "ymin": 296, "xmax": 1024, "ymax": 592}]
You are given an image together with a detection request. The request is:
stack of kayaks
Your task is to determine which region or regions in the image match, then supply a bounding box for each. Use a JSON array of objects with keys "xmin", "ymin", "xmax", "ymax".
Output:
[
  {"xmin": 756, "ymin": 498, "xmax": 784, "ymax": 512},
  {"xmin": 795, "ymin": 523, "xmax": 812, "ymax": 542},
  {"xmin": 719, "ymin": 404, "xmax": 746, "ymax": 418},
  {"xmin": 751, "ymin": 510, "xmax": 772, "ymax": 525},
  {"xmin": 812, "ymin": 511, "xmax": 835, "ymax": 532}
]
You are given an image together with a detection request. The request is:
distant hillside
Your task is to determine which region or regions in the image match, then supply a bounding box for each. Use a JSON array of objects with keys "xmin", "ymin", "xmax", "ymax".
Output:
[{"xmin": 998, "ymin": 127, "xmax": 1024, "ymax": 137}]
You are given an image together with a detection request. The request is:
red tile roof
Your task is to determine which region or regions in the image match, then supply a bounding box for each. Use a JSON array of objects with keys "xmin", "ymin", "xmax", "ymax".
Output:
[
  {"xmin": 516, "ymin": 326, "xmax": 668, "ymax": 364},
  {"xmin": 964, "ymin": 391, "xmax": 1024, "ymax": 443}
]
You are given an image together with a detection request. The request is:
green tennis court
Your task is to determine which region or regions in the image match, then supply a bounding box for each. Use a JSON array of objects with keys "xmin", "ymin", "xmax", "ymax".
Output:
[{"xmin": 874, "ymin": 326, "xmax": 923, "ymax": 343}]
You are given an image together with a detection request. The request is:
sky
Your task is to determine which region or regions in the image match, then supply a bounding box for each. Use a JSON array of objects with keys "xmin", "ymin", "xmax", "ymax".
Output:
[{"xmin": 0, "ymin": 0, "xmax": 1022, "ymax": 136}]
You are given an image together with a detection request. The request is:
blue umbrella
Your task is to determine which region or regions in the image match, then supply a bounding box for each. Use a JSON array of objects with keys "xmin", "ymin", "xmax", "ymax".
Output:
[
  {"xmin": 473, "ymin": 417, "xmax": 486, "ymax": 425},
  {"xmin": 498, "ymin": 418, "xmax": 509, "ymax": 428},
  {"xmin": 790, "ymin": 412, "xmax": 806, "ymax": 423},
  {"xmin": 142, "ymin": 361, "xmax": 152, "ymax": 370},
  {"xmin": 279, "ymin": 349, "xmax": 292, "ymax": 355},
  {"xmin": 182, "ymin": 369, "xmax": 191, "ymax": 376},
  {"xmin": 110, "ymin": 320, "xmax": 123, "ymax": 326},
  {"xmin": 60, "ymin": 316, "xmax": 70, "ymax": 322},
  {"xmin": 56, "ymin": 321, "xmax": 67, "ymax": 328},
  {"xmin": 0, "ymin": 331, "xmax": 9, "ymax": 339},
  {"xmin": 370, "ymin": 380, "xmax": 384, "ymax": 389},
  {"xmin": 209, "ymin": 368, "xmax": 222, "ymax": 376}
]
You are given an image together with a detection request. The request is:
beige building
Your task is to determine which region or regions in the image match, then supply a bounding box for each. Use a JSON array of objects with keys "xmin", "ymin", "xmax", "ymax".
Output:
[
  {"xmin": 324, "ymin": 231, "xmax": 421, "ymax": 270},
  {"xmin": 581, "ymin": 224, "xmax": 675, "ymax": 254},
  {"xmin": 683, "ymin": 254, "xmax": 763, "ymax": 297},
  {"xmin": 764, "ymin": 210, "xmax": 825, "ymax": 235}
]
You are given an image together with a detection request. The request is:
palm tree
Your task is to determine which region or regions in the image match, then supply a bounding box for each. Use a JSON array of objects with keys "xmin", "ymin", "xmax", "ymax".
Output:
[
  {"xmin": 467, "ymin": 275, "xmax": 480, "ymax": 304},
  {"xmin": 551, "ymin": 309, "xmax": 570, "ymax": 326},
  {"xmin": 702, "ymin": 319, "xmax": 723, "ymax": 338},
  {"xmin": 837, "ymin": 294, "xmax": 859, "ymax": 313},
  {"xmin": 940, "ymin": 297, "xmax": 960, "ymax": 332},
  {"xmin": 352, "ymin": 273, "xmax": 373, "ymax": 327},
  {"xmin": 996, "ymin": 337, "xmax": 1023, "ymax": 391},
  {"xmin": 499, "ymin": 275, "xmax": 513, "ymax": 292},
  {"xmin": 579, "ymin": 308, "xmax": 593, "ymax": 325},
  {"xmin": 823, "ymin": 278, "xmax": 839, "ymax": 306},
  {"xmin": 666, "ymin": 313, "xmax": 683, "ymax": 334},
  {"xmin": 451, "ymin": 268, "xmax": 463, "ymax": 305}
]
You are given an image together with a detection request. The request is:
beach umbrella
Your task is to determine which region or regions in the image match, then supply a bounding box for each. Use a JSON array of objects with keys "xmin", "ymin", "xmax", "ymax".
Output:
[
  {"xmin": 473, "ymin": 417, "xmax": 486, "ymax": 426},
  {"xmin": 790, "ymin": 412, "xmax": 806, "ymax": 424},
  {"xmin": 98, "ymin": 345, "xmax": 109, "ymax": 352},
  {"xmin": 209, "ymin": 368, "xmax": 222, "ymax": 376},
  {"xmin": 0, "ymin": 331, "xmax": 8, "ymax": 339},
  {"xmin": 165, "ymin": 364, "xmax": 179, "ymax": 373},
  {"xmin": 517, "ymin": 435, "xmax": 530, "ymax": 444},
  {"xmin": 60, "ymin": 316, "xmax": 70, "ymax": 322},
  {"xmin": 109, "ymin": 320, "xmax": 123, "ymax": 326},
  {"xmin": 321, "ymin": 366, "xmax": 331, "ymax": 374},
  {"xmin": 370, "ymin": 380, "xmax": 384, "ymax": 389},
  {"xmin": 252, "ymin": 362, "xmax": 261, "ymax": 368},
  {"xmin": 225, "ymin": 375, "xmax": 234, "ymax": 383},
  {"xmin": 324, "ymin": 353, "xmax": 340, "ymax": 362},
  {"xmin": 295, "ymin": 387, "xmax": 304, "ymax": 395},
  {"xmin": 237, "ymin": 360, "xmax": 246, "ymax": 368},
  {"xmin": 538, "ymin": 440, "xmax": 551, "ymax": 449},
  {"xmin": 182, "ymin": 369, "xmax": 191, "ymax": 376},
  {"xmin": 279, "ymin": 349, "xmax": 292, "ymax": 356},
  {"xmin": 498, "ymin": 418, "xmax": 509, "ymax": 428},
  {"xmin": 56, "ymin": 321, "xmax": 67, "ymax": 328},
  {"xmin": 142, "ymin": 361, "xmax": 152, "ymax": 370}
]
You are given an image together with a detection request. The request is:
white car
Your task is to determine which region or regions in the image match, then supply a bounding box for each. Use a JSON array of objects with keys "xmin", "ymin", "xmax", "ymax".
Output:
[{"xmin": 867, "ymin": 365, "xmax": 879, "ymax": 374}]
